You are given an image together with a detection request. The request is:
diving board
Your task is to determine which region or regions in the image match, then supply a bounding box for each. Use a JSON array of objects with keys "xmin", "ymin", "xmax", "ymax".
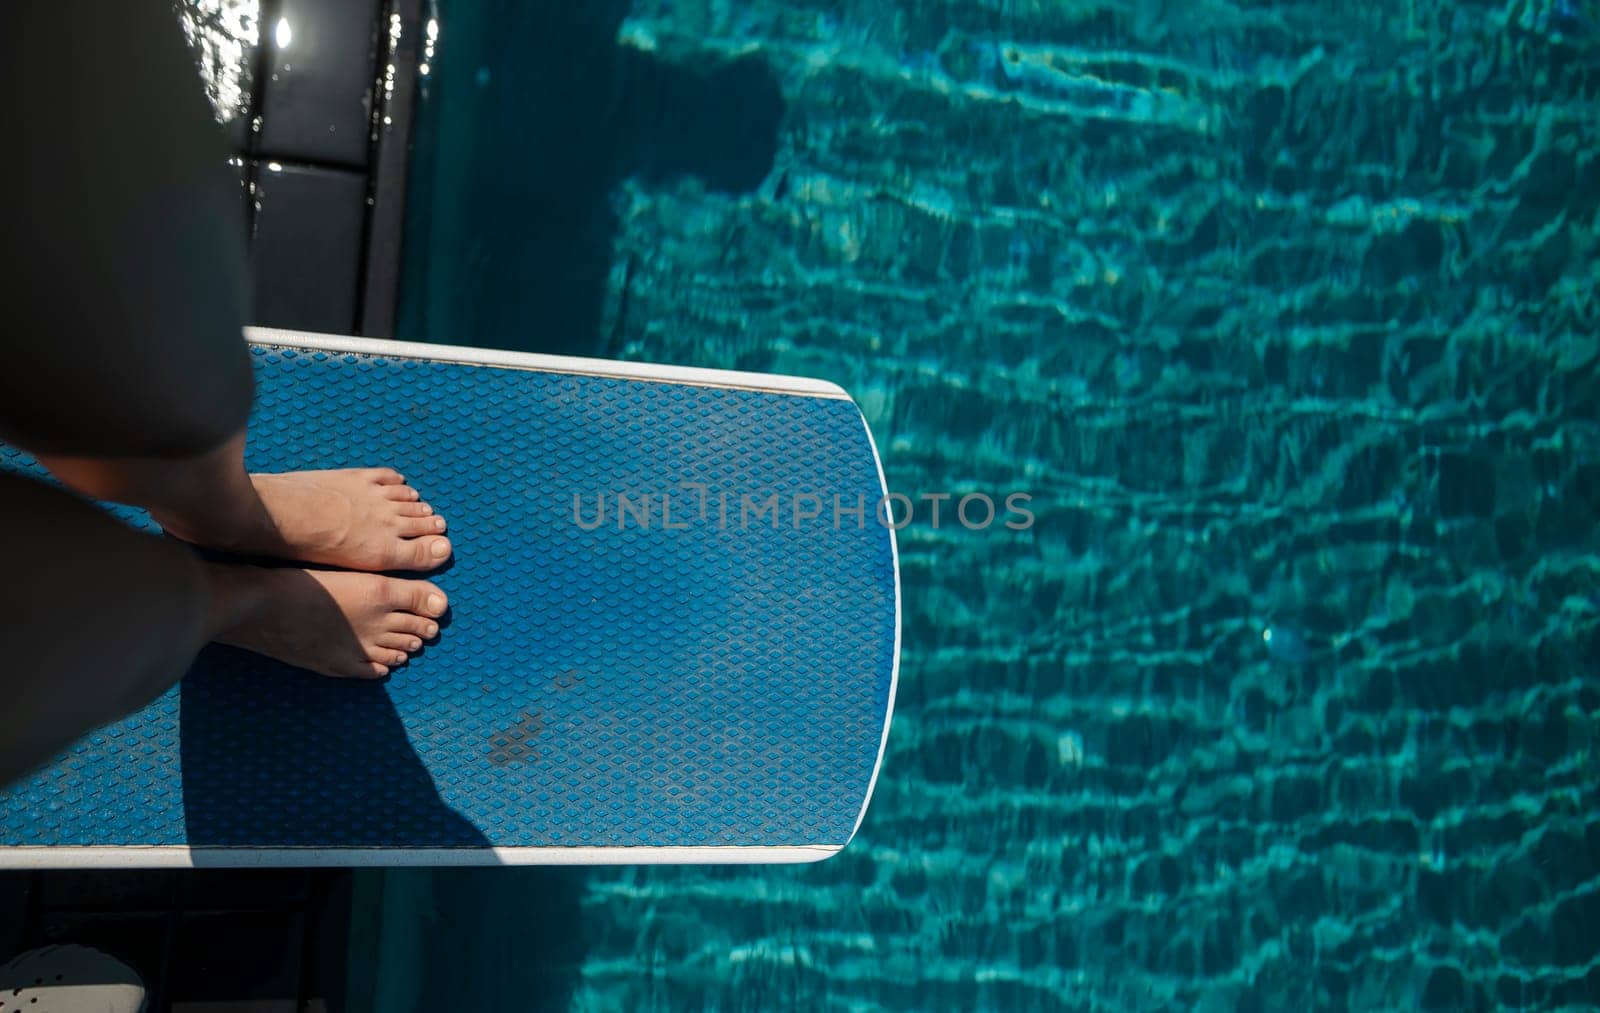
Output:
[{"xmin": 0, "ymin": 329, "xmax": 899, "ymax": 866}]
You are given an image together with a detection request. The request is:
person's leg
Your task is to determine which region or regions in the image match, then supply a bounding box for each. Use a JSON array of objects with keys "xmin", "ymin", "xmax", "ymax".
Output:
[
  {"xmin": 0, "ymin": 472, "xmax": 208, "ymax": 784},
  {"xmin": 0, "ymin": 1, "xmax": 253, "ymax": 460}
]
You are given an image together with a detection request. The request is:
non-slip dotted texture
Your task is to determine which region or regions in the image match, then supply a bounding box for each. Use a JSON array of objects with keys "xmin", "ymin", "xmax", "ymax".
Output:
[{"xmin": 0, "ymin": 344, "xmax": 897, "ymax": 851}]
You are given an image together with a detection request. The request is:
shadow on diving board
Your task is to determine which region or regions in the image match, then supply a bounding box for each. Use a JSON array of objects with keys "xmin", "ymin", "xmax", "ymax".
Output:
[{"xmin": 179, "ymin": 645, "xmax": 491, "ymax": 857}]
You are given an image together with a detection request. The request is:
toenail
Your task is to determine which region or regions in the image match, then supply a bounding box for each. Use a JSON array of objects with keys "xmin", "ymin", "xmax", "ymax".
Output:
[
  {"xmin": 395, "ymin": 652, "xmax": 407, "ymax": 664},
  {"xmin": 428, "ymin": 594, "xmax": 445, "ymax": 612},
  {"xmin": 410, "ymin": 638, "xmax": 422, "ymax": 650},
  {"xmin": 426, "ymin": 623, "xmax": 439, "ymax": 637},
  {"xmin": 431, "ymin": 539, "xmax": 450, "ymax": 558},
  {"xmin": 434, "ymin": 517, "xmax": 446, "ymax": 530}
]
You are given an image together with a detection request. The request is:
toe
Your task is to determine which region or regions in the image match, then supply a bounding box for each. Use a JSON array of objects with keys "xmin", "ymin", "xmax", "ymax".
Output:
[
  {"xmin": 378, "ymin": 631, "xmax": 425, "ymax": 653},
  {"xmin": 402, "ymin": 535, "xmax": 452, "ymax": 569},
  {"xmin": 390, "ymin": 613, "xmax": 440, "ymax": 639},
  {"xmin": 369, "ymin": 468, "xmax": 406, "ymax": 485},
  {"xmin": 339, "ymin": 661, "xmax": 390, "ymax": 679},
  {"xmin": 398, "ymin": 515, "xmax": 447, "ymax": 537},
  {"xmin": 395, "ymin": 501, "xmax": 434, "ymax": 518},
  {"xmin": 390, "ymin": 580, "xmax": 448, "ymax": 617},
  {"xmin": 383, "ymin": 484, "xmax": 422, "ymax": 502},
  {"xmin": 366, "ymin": 642, "xmax": 410, "ymax": 667}
]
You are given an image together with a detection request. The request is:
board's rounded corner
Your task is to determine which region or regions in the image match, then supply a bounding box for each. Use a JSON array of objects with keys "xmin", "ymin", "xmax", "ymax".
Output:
[
  {"xmin": 812, "ymin": 377, "xmax": 854, "ymax": 401},
  {"xmin": 797, "ymin": 842, "xmax": 848, "ymax": 864}
]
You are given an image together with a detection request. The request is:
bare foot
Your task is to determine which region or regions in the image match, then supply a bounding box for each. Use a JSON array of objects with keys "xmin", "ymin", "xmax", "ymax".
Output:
[
  {"xmin": 157, "ymin": 467, "xmax": 452, "ymax": 572},
  {"xmin": 206, "ymin": 564, "xmax": 449, "ymax": 679}
]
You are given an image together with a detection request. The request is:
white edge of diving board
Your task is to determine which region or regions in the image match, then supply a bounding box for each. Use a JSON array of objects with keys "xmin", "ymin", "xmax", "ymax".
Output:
[
  {"xmin": 242, "ymin": 327, "xmax": 853, "ymax": 400},
  {"xmin": 0, "ymin": 845, "xmax": 839, "ymax": 868},
  {"xmin": 843, "ymin": 404, "xmax": 902, "ymax": 849}
]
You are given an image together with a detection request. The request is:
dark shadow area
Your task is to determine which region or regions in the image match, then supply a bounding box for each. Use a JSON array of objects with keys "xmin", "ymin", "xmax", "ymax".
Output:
[
  {"xmin": 618, "ymin": 52, "xmax": 785, "ymax": 193},
  {"xmin": 414, "ymin": 868, "xmax": 587, "ymax": 1011},
  {"xmin": 398, "ymin": 0, "xmax": 786, "ymax": 356},
  {"xmin": 180, "ymin": 639, "xmax": 489, "ymax": 853}
]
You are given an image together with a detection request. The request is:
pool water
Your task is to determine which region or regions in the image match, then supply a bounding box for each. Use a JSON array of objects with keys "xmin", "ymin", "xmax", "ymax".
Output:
[{"xmin": 377, "ymin": 0, "xmax": 1600, "ymax": 1008}]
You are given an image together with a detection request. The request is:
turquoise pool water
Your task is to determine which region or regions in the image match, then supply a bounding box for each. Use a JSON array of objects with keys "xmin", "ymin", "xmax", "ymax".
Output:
[{"xmin": 378, "ymin": 0, "xmax": 1599, "ymax": 1008}]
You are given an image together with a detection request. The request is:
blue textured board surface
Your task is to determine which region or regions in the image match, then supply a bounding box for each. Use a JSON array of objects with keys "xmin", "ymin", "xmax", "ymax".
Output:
[{"xmin": 0, "ymin": 339, "xmax": 897, "ymax": 857}]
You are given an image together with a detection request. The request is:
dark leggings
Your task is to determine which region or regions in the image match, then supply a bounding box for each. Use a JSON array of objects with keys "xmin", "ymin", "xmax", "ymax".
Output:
[{"xmin": 0, "ymin": 3, "xmax": 255, "ymax": 783}]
